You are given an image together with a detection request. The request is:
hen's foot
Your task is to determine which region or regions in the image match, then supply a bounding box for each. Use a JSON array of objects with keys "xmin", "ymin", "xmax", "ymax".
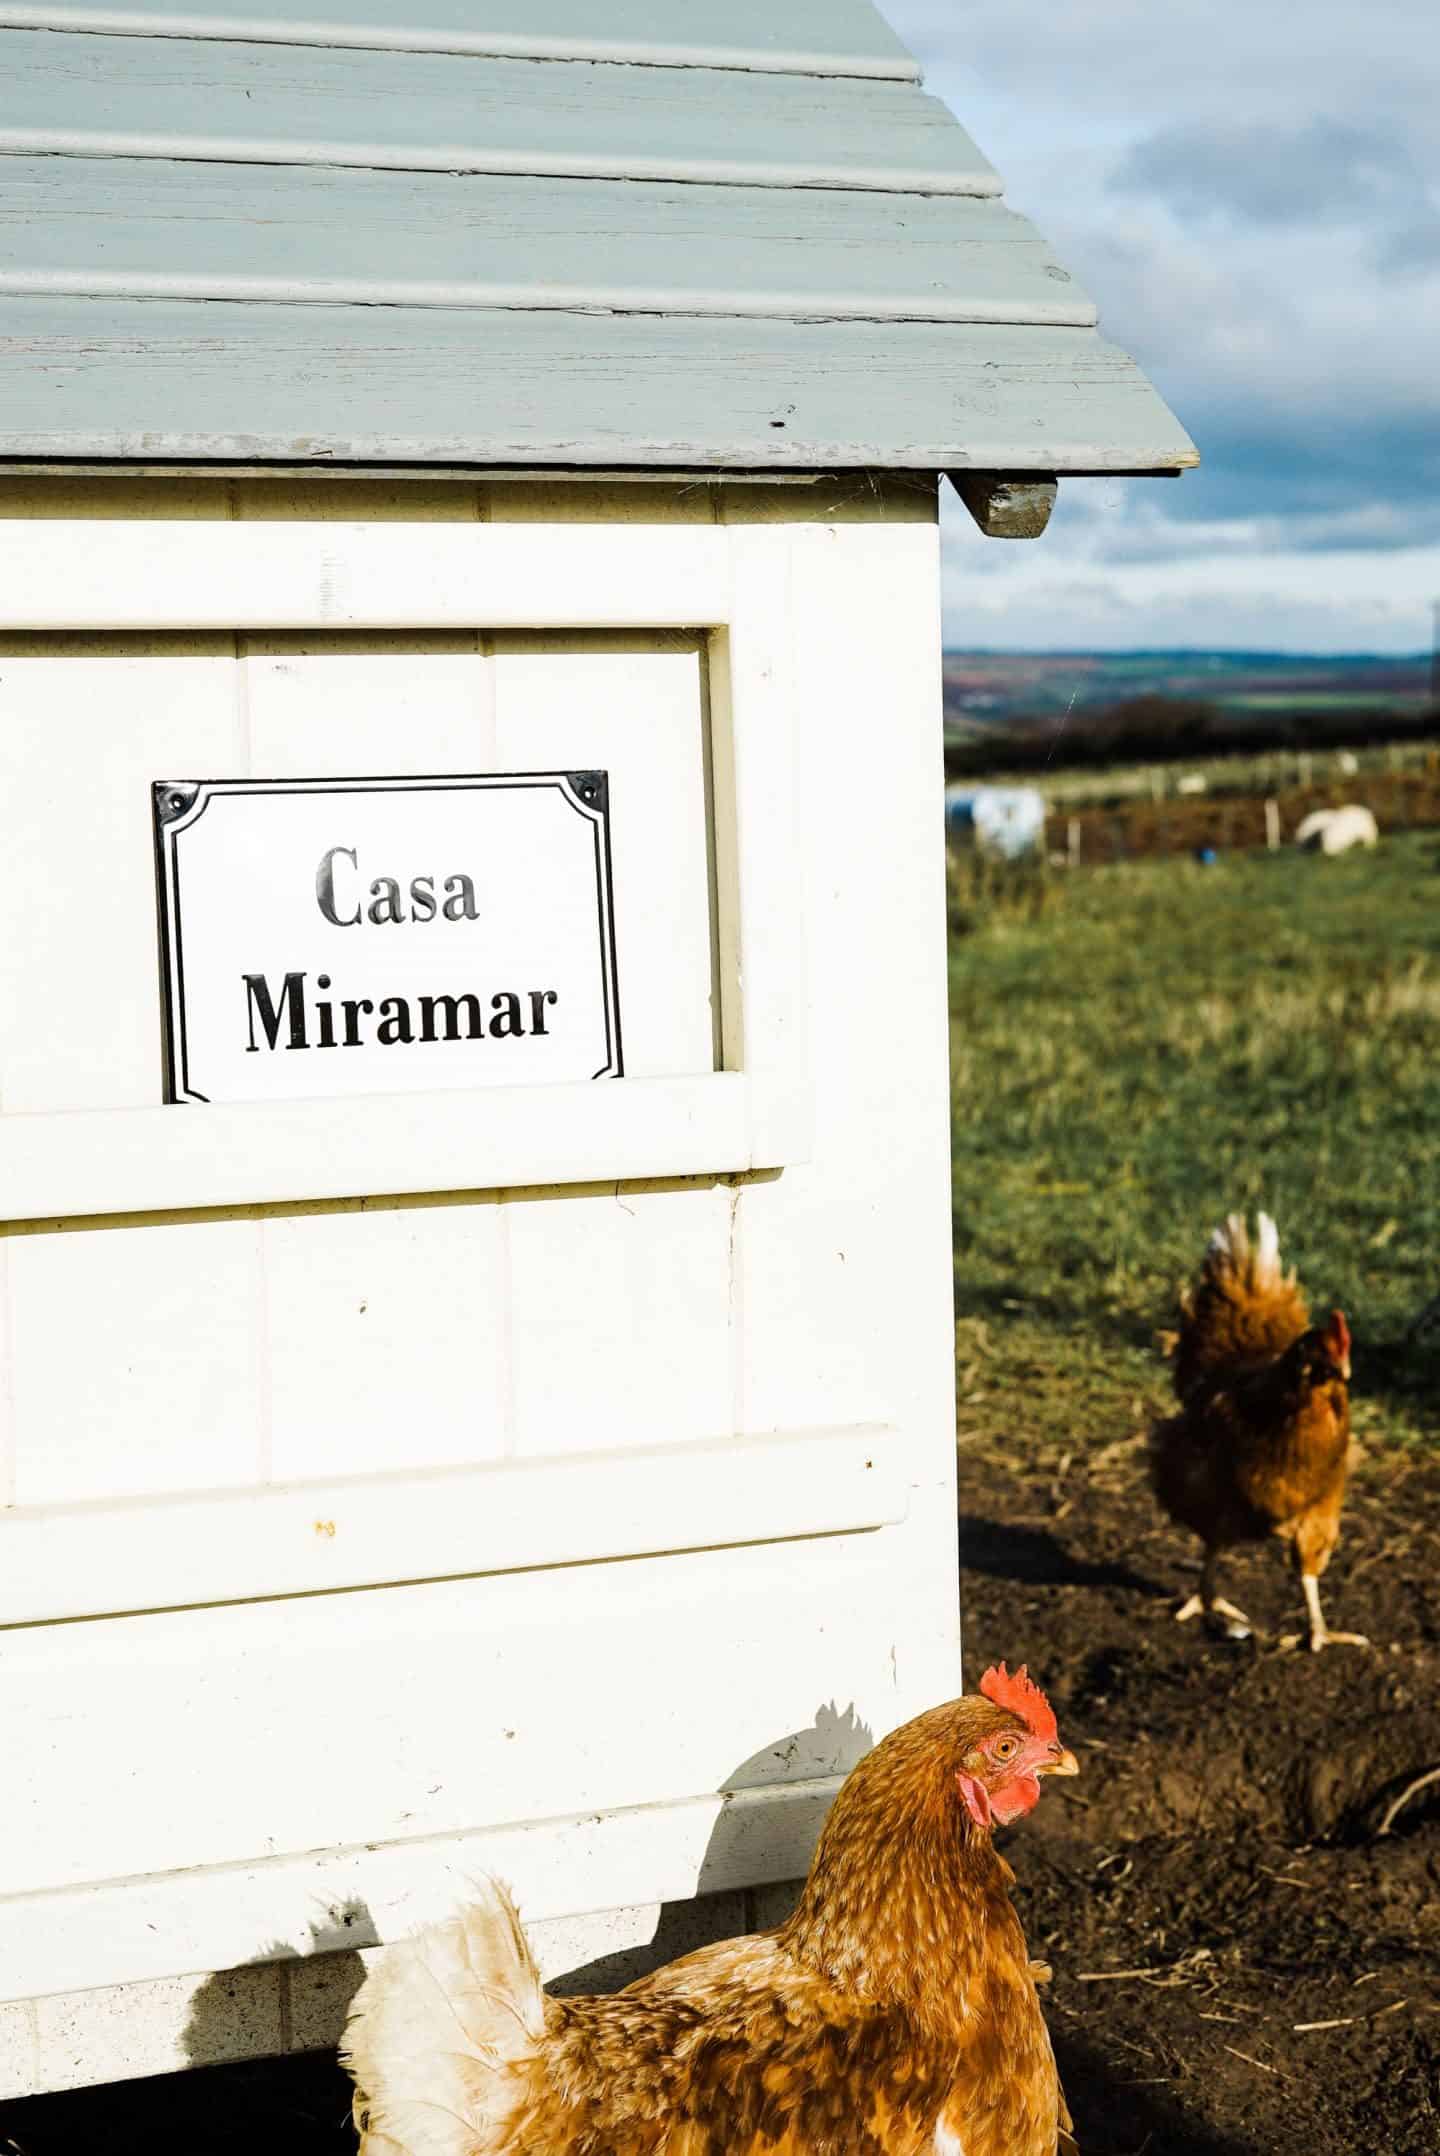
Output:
[
  {"xmin": 1287, "ymin": 1574, "xmax": 1370, "ymax": 1654},
  {"xmin": 1176, "ymin": 1592, "xmax": 1254, "ymax": 1640},
  {"xmin": 1279, "ymin": 1626, "xmax": 1371, "ymax": 1654}
]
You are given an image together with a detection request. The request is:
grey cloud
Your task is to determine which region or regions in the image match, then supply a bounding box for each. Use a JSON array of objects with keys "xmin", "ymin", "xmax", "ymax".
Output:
[
  {"xmin": 891, "ymin": 0, "xmax": 1436, "ymax": 141},
  {"xmin": 1111, "ymin": 119, "xmax": 1433, "ymax": 233},
  {"xmin": 1080, "ymin": 493, "xmax": 1440, "ymax": 567},
  {"xmin": 1382, "ymin": 220, "xmax": 1440, "ymax": 273}
]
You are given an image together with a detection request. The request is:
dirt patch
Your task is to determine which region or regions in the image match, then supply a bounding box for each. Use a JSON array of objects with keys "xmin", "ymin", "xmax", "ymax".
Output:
[{"xmin": 961, "ymin": 1438, "xmax": 1440, "ymax": 2154}]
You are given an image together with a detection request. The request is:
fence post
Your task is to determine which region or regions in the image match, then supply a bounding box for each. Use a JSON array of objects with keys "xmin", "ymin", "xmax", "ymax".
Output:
[{"xmin": 1265, "ymin": 797, "xmax": 1281, "ymax": 851}]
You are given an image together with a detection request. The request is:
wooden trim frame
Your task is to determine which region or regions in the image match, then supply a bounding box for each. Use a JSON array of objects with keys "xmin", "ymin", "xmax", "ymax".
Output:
[
  {"xmin": 0, "ymin": 1774, "xmax": 843, "ymax": 2008},
  {"xmin": 0, "ymin": 521, "xmax": 812, "ymax": 1220},
  {"xmin": 0, "ymin": 1424, "xmax": 900, "ymax": 1627}
]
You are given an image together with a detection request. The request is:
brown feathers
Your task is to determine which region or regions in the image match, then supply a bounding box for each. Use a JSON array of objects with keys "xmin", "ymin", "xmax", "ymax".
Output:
[
  {"xmin": 343, "ymin": 1693, "xmax": 1074, "ymax": 2156},
  {"xmin": 1152, "ymin": 1211, "xmax": 1363, "ymax": 1651},
  {"xmin": 1171, "ymin": 1209, "xmax": 1309, "ymax": 1403}
]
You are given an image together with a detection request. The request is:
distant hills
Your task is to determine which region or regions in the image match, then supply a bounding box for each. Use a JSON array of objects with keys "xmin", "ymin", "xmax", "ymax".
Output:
[{"xmin": 942, "ymin": 650, "xmax": 1435, "ymax": 774}]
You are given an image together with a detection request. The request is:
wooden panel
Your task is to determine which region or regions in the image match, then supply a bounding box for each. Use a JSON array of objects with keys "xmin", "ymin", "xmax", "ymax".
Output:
[
  {"xmin": 0, "ymin": 1, "xmax": 922, "ymax": 77},
  {"xmin": 0, "ymin": 1073, "xmax": 793, "ymax": 1220},
  {"xmin": 0, "ymin": 158, "xmax": 1093, "ymax": 325},
  {"xmin": 723, "ymin": 501, "xmax": 963, "ymax": 1706},
  {"xmin": 0, "ymin": 516, "xmax": 816, "ymax": 1223},
  {"xmin": 0, "ymin": 638, "xmax": 239, "ymax": 1114},
  {"xmin": 0, "ymin": 30, "xmax": 993, "ymax": 193},
  {"xmin": 241, "ymin": 632, "xmax": 497, "ymax": 771},
  {"xmin": 6, "ymin": 1216, "xmax": 264, "ymax": 1502},
  {"xmin": 0, "ymin": 1530, "xmax": 903, "ymax": 1898},
  {"xmin": 0, "ymin": 520, "xmax": 731, "ymax": 628},
  {"xmin": 0, "ymin": 298, "xmax": 1201, "ymax": 471},
  {"xmin": 506, "ymin": 1181, "xmax": 734, "ymax": 1457},
  {"xmin": 0, "ymin": 1782, "xmax": 832, "ymax": 2011},
  {"xmin": 0, "ymin": 1423, "xmax": 899, "ymax": 1624},
  {"xmin": 262, "ymin": 1196, "xmax": 511, "ymax": 1481}
]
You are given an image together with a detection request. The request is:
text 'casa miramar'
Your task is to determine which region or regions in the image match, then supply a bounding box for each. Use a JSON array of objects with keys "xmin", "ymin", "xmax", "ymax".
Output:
[{"xmin": 153, "ymin": 773, "xmax": 622, "ymax": 1104}]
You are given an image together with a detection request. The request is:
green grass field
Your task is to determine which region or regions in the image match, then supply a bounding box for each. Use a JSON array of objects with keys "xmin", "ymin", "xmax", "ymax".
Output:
[{"xmin": 948, "ymin": 833, "xmax": 1440, "ymax": 1456}]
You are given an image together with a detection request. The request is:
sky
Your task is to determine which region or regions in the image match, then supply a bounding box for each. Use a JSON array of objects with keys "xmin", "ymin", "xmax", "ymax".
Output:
[{"xmin": 879, "ymin": 0, "xmax": 1440, "ymax": 653}]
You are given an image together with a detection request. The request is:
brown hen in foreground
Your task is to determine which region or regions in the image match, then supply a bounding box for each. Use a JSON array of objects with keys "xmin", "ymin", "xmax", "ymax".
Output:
[
  {"xmin": 344, "ymin": 1668, "xmax": 1079, "ymax": 2156},
  {"xmin": 1151, "ymin": 1211, "xmax": 1367, "ymax": 1653}
]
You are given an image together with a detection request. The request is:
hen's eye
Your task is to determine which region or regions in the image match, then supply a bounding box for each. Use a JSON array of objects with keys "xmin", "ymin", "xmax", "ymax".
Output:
[{"xmin": 992, "ymin": 1736, "xmax": 1020, "ymax": 1762}]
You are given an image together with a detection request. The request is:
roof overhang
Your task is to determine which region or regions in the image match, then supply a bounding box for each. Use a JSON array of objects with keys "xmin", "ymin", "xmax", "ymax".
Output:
[{"xmin": 0, "ymin": 3, "xmax": 1197, "ymax": 486}]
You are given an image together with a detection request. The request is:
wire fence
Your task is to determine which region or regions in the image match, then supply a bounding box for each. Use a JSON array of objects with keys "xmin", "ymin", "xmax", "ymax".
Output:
[{"xmin": 1044, "ymin": 768, "xmax": 1440, "ymax": 866}]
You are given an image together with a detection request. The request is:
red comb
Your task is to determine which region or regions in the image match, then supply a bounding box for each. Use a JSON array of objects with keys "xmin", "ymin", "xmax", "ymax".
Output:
[
  {"xmin": 1326, "ymin": 1309, "xmax": 1351, "ymax": 1356},
  {"xmin": 979, "ymin": 1663, "xmax": 1057, "ymax": 1742}
]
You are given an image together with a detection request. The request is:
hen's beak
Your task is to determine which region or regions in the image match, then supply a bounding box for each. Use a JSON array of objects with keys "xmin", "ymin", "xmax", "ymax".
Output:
[{"xmin": 1036, "ymin": 1746, "xmax": 1079, "ymax": 1778}]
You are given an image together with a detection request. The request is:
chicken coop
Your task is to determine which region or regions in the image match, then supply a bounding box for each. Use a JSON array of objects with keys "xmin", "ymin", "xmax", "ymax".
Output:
[{"xmin": 0, "ymin": 0, "xmax": 1194, "ymax": 2098}]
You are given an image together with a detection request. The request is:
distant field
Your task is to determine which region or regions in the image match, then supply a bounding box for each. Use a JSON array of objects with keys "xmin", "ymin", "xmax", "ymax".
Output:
[
  {"xmin": 948, "ymin": 833, "xmax": 1440, "ymax": 1459},
  {"xmin": 943, "ymin": 648, "xmax": 1432, "ymax": 732},
  {"xmin": 974, "ymin": 735, "xmax": 1434, "ymax": 810}
]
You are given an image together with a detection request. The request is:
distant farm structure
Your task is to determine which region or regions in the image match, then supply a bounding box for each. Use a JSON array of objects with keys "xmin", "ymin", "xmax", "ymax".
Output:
[{"xmin": 942, "ymin": 648, "xmax": 1440, "ymax": 866}]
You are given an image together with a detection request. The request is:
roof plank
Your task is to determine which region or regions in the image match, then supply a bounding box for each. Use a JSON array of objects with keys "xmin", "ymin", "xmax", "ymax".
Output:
[
  {"xmin": 0, "ymin": 1, "xmax": 922, "ymax": 77},
  {"xmin": 0, "ymin": 157, "xmax": 1094, "ymax": 325},
  {"xmin": 0, "ymin": 30, "xmax": 992, "ymax": 191},
  {"xmin": 0, "ymin": 296, "xmax": 1199, "ymax": 472}
]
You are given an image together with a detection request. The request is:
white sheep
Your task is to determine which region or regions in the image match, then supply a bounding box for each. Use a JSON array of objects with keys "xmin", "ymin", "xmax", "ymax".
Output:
[{"xmin": 1293, "ymin": 805, "xmax": 1380, "ymax": 855}]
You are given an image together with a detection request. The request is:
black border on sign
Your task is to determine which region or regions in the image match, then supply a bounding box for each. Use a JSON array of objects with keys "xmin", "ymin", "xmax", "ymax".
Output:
[{"xmin": 150, "ymin": 772, "xmax": 623, "ymax": 1106}]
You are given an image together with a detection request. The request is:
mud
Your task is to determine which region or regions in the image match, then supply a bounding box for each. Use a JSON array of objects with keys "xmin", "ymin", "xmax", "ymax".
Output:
[{"xmin": 965, "ymin": 1440, "xmax": 1440, "ymax": 2154}]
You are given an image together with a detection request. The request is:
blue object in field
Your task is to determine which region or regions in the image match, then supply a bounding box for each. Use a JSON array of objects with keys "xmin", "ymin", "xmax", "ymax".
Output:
[
  {"xmin": 1195, "ymin": 845, "xmax": 1218, "ymax": 865},
  {"xmin": 945, "ymin": 784, "xmax": 1045, "ymax": 859}
]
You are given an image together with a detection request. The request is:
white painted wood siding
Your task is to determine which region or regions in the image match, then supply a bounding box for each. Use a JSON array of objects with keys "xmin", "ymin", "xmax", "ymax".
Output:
[
  {"xmin": 0, "ymin": 1, "xmax": 923, "ymax": 78},
  {"xmin": 0, "ymin": 30, "xmax": 994, "ymax": 194},
  {"xmin": 0, "ymin": 161, "xmax": 1091, "ymax": 325},
  {"xmin": 0, "ymin": 302, "xmax": 1197, "ymax": 472},
  {"xmin": 0, "ymin": 479, "xmax": 959, "ymax": 2039}
]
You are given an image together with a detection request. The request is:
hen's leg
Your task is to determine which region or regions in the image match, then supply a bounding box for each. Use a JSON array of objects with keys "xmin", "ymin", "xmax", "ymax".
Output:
[
  {"xmin": 1175, "ymin": 1550, "xmax": 1254, "ymax": 1639},
  {"xmin": 1279, "ymin": 1513, "xmax": 1369, "ymax": 1652},
  {"xmin": 1285, "ymin": 1571, "xmax": 1369, "ymax": 1655}
]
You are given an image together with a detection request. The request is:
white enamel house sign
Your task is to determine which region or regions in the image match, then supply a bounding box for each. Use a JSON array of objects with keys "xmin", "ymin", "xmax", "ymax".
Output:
[
  {"xmin": 154, "ymin": 773, "xmax": 622, "ymax": 1102},
  {"xmin": 0, "ymin": 0, "xmax": 1193, "ymax": 2104}
]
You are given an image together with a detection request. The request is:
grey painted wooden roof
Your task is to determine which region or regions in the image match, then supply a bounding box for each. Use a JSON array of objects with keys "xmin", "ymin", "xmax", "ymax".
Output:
[{"xmin": 0, "ymin": 3, "xmax": 1197, "ymax": 473}]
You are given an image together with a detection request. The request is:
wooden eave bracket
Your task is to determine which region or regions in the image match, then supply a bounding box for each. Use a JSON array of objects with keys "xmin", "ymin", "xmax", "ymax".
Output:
[{"xmin": 948, "ymin": 471, "xmax": 1058, "ymax": 540}]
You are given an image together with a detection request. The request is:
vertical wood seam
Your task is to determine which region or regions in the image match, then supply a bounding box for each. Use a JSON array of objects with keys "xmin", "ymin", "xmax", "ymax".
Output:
[
  {"xmin": 726, "ymin": 1176, "xmax": 745, "ymax": 1439},
  {"xmin": 253, "ymin": 1208, "xmax": 274, "ymax": 1484},
  {"xmin": 495, "ymin": 1194, "xmax": 515, "ymax": 1461},
  {"xmin": 0, "ymin": 1236, "xmax": 15, "ymax": 1507}
]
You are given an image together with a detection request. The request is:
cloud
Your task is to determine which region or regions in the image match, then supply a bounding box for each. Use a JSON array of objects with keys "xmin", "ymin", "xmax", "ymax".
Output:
[
  {"xmin": 893, "ymin": 0, "xmax": 1435, "ymax": 140},
  {"xmin": 938, "ymin": 477, "xmax": 1440, "ymax": 654},
  {"xmin": 1111, "ymin": 119, "xmax": 1434, "ymax": 233},
  {"xmin": 876, "ymin": 0, "xmax": 1440, "ymax": 649}
]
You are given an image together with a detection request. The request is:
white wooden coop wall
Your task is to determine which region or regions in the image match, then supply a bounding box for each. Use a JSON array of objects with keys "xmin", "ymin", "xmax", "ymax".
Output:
[{"xmin": 0, "ymin": 477, "xmax": 959, "ymax": 2093}]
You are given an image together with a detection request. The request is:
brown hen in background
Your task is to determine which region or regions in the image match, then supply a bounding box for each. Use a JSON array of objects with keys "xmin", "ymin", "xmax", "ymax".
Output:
[{"xmin": 1151, "ymin": 1211, "xmax": 1367, "ymax": 1653}]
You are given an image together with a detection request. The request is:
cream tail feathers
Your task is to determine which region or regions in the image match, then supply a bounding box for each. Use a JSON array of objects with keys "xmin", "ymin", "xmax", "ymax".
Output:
[
  {"xmin": 343, "ymin": 1881, "xmax": 546, "ymax": 2156},
  {"xmin": 1204, "ymin": 1209, "xmax": 1285, "ymax": 1294}
]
